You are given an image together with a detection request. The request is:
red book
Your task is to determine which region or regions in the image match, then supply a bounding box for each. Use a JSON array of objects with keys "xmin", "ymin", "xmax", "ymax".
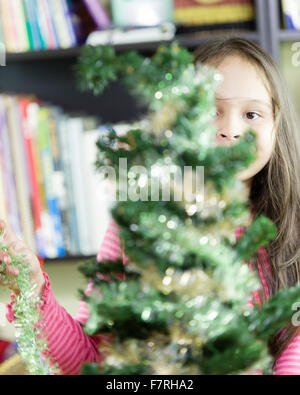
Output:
[{"xmin": 19, "ymin": 98, "xmax": 44, "ymax": 256}]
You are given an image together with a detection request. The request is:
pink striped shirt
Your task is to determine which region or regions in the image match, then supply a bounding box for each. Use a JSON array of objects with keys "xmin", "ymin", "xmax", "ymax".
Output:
[{"xmin": 6, "ymin": 219, "xmax": 300, "ymax": 375}]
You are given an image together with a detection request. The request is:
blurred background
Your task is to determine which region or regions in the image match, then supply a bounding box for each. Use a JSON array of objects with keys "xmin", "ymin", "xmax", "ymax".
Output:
[{"xmin": 0, "ymin": 0, "xmax": 299, "ymax": 368}]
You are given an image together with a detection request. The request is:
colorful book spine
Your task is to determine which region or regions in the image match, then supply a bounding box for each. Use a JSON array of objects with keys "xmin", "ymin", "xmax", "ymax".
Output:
[
  {"xmin": 19, "ymin": 98, "xmax": 47, "ymax": 257},
  {"xmin": 0, "ymin": 0, "xmax": 83, "ymax": 52},
  {"xmin": 67, "ymin": 117, "xmax": 93, "ymax": 255},
  {"xmin": 36, "ymin": 0, "xmax": 59, "ymax": 49},
  {"xmin": 0, "ymin": 101, "xmax": 8, "ymax": 221},
  {"xmin": 11, "ymin": 0, "xmax": 30, "ymax": 52},
  {"xmin": 28, "ymin": 101, "xmax": 54, "ymax": 257},
  {"xmin": 22, "ymin": 0, "xmax": 34, "ymax": 50},
  {"xmin": 0, "ymin": 93, "xmax": 112, "ymax": 258},
  {"xmin": 23, "ymin": 0, "xmax": 44, "ymax": 50},
  {"xmin": 37, "ymin": 107, "xmax": 65, "ymax": 257},
  {"xmin": 47, "ymin": 107, "xmax": 72, "ymax": 254},
  {"xmin": 4, "ymin": 95, "xmax": 36, "ymax": 252},
  {"xmin": 61, "ymin": 0, "xmax": 77, "ymax": 46},
  {"xmin": 6, "ymin": 0, "xmax": 20, "ymax": 51},
  {"xmin": 0, "ymin": 10, "xmax": 4, "ymax": 45},
  {"xmin": 0, "ymin": 0, "xmax": 16, "ymax": 52},
  {"xmin": 56, "ymin": 115, "xmax": 81, "ymax": 255},
  {"xmin": 83, "ymin": 0, "xmax": 110, "ymax": 30},
  {"xmin": 48, "ymin": 0, "xmax": 73, "ymax": 48},
  {"xmin": 0, "ymin": 97, "xmax": 22, "ymax": 239},
  {"xmin": 45, "ymin": 0, "xmax": 60, "ymax": 47}
]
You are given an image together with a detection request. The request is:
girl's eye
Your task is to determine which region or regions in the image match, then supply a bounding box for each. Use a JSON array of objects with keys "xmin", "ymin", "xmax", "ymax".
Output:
[
  {"xmin": 245, "ymin": 112, "xmax": 260, "ymax": 120},
  {"xmin": 213, "ymin": 110, "xmax": 221, "ymax": 119}
]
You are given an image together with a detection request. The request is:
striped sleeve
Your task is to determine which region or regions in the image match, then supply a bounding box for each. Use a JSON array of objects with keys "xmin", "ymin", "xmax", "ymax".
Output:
[
  {"xmin": 75, "ymin": 218, "xmax": 129, "ymax": 326},
  {"xmin": 6, "ymin": 218, "xmax": 128, "ymax": 375},
  {"xmin": 273, "ymin": 332, "xmax": 300, "ymax": 375},
  {"xmin": 36, "ymin": 272, "xmax": 104, "ymax": 375}
]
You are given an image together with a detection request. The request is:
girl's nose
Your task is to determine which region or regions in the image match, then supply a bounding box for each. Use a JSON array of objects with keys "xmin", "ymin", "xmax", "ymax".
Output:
[{"xmin": 215, "ymin": 130, "xmax": 242, "ymax": 146}]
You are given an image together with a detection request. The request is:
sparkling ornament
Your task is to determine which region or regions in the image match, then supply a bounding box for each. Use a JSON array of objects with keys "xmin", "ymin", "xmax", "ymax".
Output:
[{"xmin": 0, "ymin": 232, "xmax": 59, "ymax": 375}]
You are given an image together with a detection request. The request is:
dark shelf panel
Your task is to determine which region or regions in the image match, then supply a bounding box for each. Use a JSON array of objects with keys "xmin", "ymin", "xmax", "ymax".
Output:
[
  {"xmin": 44, "ymin": 255, "xmax": 95, "ymax": 264},
  {"xmin": 1, "ymin": 30, "xmax": 259, "ymax": 124},
  {"xmin": 279, "ymin": 29, "xmax": 300, "ymax": 41},
  {"xmin": 0, "ymin": 56, "xmax": 147, "ymax": 122},
  {"xmin": 6, "ymin": 31, "xmax": 259, "ymax": 63},
  {"xmin": 6, "ymin": 47, "xmax": 82, "ymax": 63},
  {"xmin": 176, "ymin": 30, "xmax": 259, "ymax": 47}
]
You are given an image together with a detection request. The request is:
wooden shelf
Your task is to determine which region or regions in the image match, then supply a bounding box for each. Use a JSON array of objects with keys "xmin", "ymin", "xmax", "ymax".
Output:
[{"xmin": 6, "ymin": 30, "xmax": 259, "ymax": 63}]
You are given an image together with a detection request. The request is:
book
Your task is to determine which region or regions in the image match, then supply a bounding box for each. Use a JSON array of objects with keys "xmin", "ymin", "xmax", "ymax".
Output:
[
  {"xmin": 60, "ymin": 0, "xmax": 77, "ymax": 46},
  {"xmin": 28, "ymin": 101, "xmax": 56, "ymax": 257},
  {"xmin": 6, "ymin": 0, "xmax": 20, "ymax": 51},
  {"xmin": 47, "ymin": 0, "xmax": 74, "ymax": 48},
  {"xmin": 0, "ymin": 155, "xmax": 8, "ymax": 221},
  {"xmin": 0, "ymin": 0, "xmax": 16, "ymax": 52},
  {"xmin": 0, "ymin": 100, "xmax": 9, "ymax": 221},
  {"xmin": 45, "ymin": 0, "xmax": 61, "ymax": 47},
  {"xmin": 83, "ymin": 0, "xmax": 110, "ymax": 30},
  {"xmin": 0, "ymin": 9, "xmax": 4, "ymax": 45},
  {"xmin": 23, "ymin": 0, "xmax": 44, "ymax": 50},
  {"xmin": 66, "ymin": 117, "xmax": 94, "ymax": 255},
  {"xmin": 174, "ymin": 0, "xmax": 254, "ymax": 26},
  {"xmin": 55, "ymin": 114, "xmax": 81, "ymax": 255},
  {"xmin": 22, "ymin": 0, "xmax": 35, "ymax": 50},
  {"xmin": 82, "ymin": 127, "xmax": 111, "ymax": 253},
  {"xmin": 0, "ymin": 92, "xmax": 117, "ymax": 258},
  {"xmin": 4, "ymin": 95, "xmax": 36, "ymax": 251},
  {"xmin": 11, "ymin": 0, "xmax": 30, "ymax": 52},
  {"xmin": 281, "ymin": 0, "xmax": 300, "ymax": 30},
  {"xmin": 47, "ymin": 107, "xmax": 72, "ymax": 254},
  {"xmin": 19, "ymin": 98, "xmax": 47, "ymax": 256},
  {"xmin": 37, "ymin": 107, "xmax": 65, "ymax": 257},
  {"xmin": 36, "ymin": 0, "xmax": 59, "ymax": 49},
  {"xmin": 0, "ymin": 97, "xmax": 22, "ymax": 239}
]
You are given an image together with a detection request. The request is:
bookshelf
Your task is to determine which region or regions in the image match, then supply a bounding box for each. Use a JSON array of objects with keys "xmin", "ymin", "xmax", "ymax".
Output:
[
  {"xmin": 1, "ymin": 1, "xmax": 293, "ymax": 120},
  {"xmin": 0, "ymin": 0, "xmax": 297, "ymax": 263},
  {"xmin": 263, "ymin": 0, "xmax": 300, "ymax": 64},
  {"xmin": 5, "ymin": 31, "xmax": 261, "ymax": 63}
]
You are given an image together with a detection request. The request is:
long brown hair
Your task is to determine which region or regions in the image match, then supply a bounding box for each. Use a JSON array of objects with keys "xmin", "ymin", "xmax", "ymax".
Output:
[{"xmin": 193, "ymin": 37, "xmax": 300, "ymax": 364}]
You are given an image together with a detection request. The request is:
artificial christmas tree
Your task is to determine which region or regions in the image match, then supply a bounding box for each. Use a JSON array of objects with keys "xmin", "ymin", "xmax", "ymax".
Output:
[{"xmin": 75, "ymin": 42, "xmax": 300, "ymax": 375}]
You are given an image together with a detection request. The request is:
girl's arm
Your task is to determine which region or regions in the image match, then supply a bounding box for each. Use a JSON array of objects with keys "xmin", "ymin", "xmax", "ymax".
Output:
[
  {"xmin": 6, "ymin": 218, "xmax": 127, "ymax": 375},
  {"xmin": 273, "ymin": 331, "xmax": 300, "ymax": 375}
]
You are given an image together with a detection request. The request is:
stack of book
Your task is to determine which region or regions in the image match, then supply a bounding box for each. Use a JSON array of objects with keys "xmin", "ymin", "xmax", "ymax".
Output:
[
  {"xmin": 0, "ymin": 94, "xmax": 115, "ymax": 259},
  {"xmin": 0, "ymin": 0, "xmax": 111, "ymax": 53},
  {"xmin": 174, "ymin": 0, "xmax": 255, "ymax": 33}
]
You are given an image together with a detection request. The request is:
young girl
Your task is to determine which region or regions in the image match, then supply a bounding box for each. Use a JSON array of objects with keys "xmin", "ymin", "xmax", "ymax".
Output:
[{"xmin": 1, "ymin": 37, "xmax": 300, "ymax": 375}]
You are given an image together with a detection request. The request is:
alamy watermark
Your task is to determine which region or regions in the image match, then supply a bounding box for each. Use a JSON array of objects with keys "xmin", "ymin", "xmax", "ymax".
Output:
[
  {"xmin": 0, "ymin": 43, "xmax": 6, "ymax": 67},
  {"xmin": 292, "ymin": 302, "xmax": 300, "ymax": 326},
  {"xmin": 291, "ymin": 42, "xmax": 300, "ymax": 67},
  {"xmin": 99, "ymin": 158, "xmax": 205, "ymax": 207}
]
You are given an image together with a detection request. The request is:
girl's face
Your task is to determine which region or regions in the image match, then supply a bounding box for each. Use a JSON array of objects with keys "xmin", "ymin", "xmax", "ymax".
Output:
[{"xmin": 213, "ymin": 55, "xmax": 276, "ymax": 183}]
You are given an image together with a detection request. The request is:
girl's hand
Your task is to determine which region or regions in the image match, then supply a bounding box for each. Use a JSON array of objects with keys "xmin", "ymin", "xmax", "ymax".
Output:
[{"xmin": 0, "ymin": 220, "xmax": 45, "ymax": 298}]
